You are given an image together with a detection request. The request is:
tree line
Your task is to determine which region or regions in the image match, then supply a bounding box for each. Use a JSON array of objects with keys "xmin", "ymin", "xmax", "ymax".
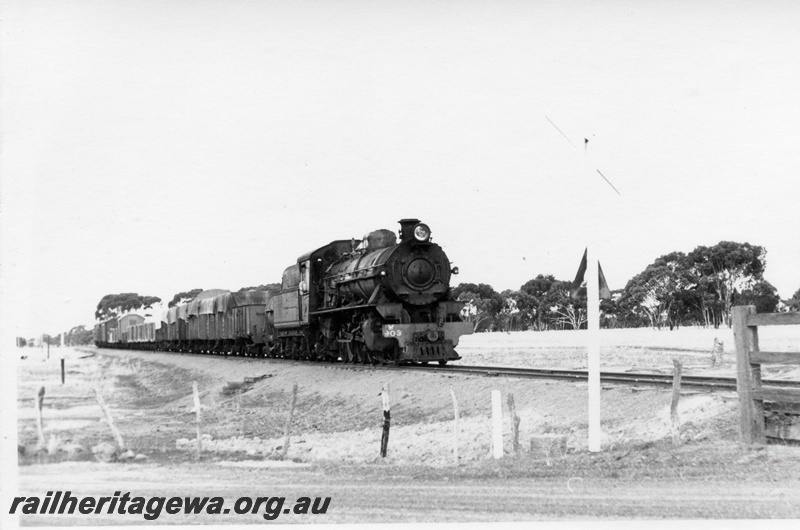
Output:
[
  {"xmin": 454, "ymin": 241, "xmax": 800, "ymax": 332},
  {"xmin": 55, "ymin": 241, "xmax": 799, "ymax": 342},
  {"xmin": 16, "ymin": 325, "xmax": 95, "ymax": 348}
]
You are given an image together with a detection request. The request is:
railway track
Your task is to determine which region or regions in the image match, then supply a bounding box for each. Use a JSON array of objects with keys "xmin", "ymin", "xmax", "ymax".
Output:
[
  {"xmin": 327, "ymin": 362, "xmax": 800, "ymax": 391},
  {"xmin": 399, "ymin": 364, "xmax": 800, "ymax": 391},
  {"xmin": 89, "ymin": 347, "xmax": 800, "ymax": 392}
]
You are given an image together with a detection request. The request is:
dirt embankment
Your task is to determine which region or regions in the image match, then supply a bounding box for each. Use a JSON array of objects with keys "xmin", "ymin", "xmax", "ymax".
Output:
[{"xmin": 19, "ymin": 346, "xmax": 742, "ymax": 466}]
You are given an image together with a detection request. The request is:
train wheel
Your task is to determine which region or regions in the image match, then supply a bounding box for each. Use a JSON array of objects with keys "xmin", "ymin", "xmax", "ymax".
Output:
[
  {"xmin": 344, "ymin": 342, "xmax": 355, "ymax": 364},
  {"xmin": 349, "ymin": 343, "xmax": 360, "ymax": 364},
  {"xmin": 292, "ymin": 337, "xmax": 301, "ymax": 360},
  {"xmin": 312, "ymin": 341, "xmax": 323, "ymax": 362},
  {"xmin": 438, "ymin": 360, "xmax": 448, "ymax": 366},
  {"xmin": 361, "ymin": 347, "xmax": 372, "ymax": 365}
]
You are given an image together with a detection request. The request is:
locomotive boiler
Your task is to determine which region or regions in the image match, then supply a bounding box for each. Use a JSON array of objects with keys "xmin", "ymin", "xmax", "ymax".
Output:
[{"xmin": 270, "ymin": 219, "xmax": 473, "ymax": 364}]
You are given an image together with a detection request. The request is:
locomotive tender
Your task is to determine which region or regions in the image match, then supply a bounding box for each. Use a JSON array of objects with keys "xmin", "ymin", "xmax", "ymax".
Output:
[{"xmin": 94, "ymin": 219, "xmax": 473, "ymax": 364}]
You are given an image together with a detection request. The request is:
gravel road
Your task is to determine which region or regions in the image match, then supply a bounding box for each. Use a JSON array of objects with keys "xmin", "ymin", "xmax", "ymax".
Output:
[{"xmin": 17, "ymin": 460, "xmax": 800, "ymax": 524}]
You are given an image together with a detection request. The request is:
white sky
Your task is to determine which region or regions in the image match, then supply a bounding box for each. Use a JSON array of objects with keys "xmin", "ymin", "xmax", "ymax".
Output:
[{"xmin": 2, "ymin": 0, "xmax": 799, "ymax": 338}]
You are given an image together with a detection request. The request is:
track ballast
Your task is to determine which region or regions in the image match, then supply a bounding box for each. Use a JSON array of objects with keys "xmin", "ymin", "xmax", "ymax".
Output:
[{"xmin": 90, "ymin": 347, "xmax": 800, "ymax": 392}]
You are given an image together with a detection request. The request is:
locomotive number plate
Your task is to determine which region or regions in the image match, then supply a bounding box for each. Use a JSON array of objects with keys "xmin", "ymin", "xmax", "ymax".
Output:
[{"xmin": 382, "ymin": 325, "xmax": 403, "ymax": 338}]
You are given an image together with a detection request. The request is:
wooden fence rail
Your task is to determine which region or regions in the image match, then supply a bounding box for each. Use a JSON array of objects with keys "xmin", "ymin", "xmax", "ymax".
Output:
[{"xmin": 733, "ymin": 305, "xmax": 800, "ymax": 444}]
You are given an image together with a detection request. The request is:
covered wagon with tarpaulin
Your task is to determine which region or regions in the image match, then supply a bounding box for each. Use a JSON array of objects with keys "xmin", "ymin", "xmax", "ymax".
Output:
[
  {"xmin": 210, "ymin": 289, "xmax": 274, "ymax": 356},
  {"xmin": 185, "ymin": 289, "xmax": 229, "ymax": 353},
  {"xmin": 164, "ymin": 304, "xmax": 188, "ymax": 350}
]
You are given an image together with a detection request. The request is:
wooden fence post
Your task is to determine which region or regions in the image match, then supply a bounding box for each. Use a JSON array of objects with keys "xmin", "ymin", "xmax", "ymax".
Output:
[
  {"xmin": 380, "ymin": 383, "xmax": 391, "ymax": 458},
  {"xmin": 491, "ymin": 390, "xmax": 503, "ymax": 459},
  {"xmin": 193, "ymin": 382, "xmax": 202, "ymax": 459},
  {"xmin": 507, "ymin": 393, "xmax": 521, "ymax": 453},
  {"xmin": 93, "ymin": 388, "xmax": 126, "ymax": 452},
  {"xmin": 670, "ymin": 358, "xmax": 683, "ymax": 445},
  {"xmin": 733, "ymin": 305, "xmax": 766, "ymax": 444},
  {"xmin": 36, "ymin": 387, "xmax": 46, "ymax": 447},
  {"xmin": 280, "ymin": 382, "xmax": 298, "ymax": 459},
  {"xmin": 450, "ymin": 387, "xmax": 459, "ymax": 465},
  {"xmin": 61, "ymin": 358, "xmax": 65, "ymax": 385},
  {"xmin": 711, "ymin": 338, "xmax": 724, "ymax": 367}
]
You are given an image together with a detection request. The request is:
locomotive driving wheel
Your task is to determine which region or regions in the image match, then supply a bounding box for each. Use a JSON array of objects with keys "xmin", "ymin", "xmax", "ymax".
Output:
[
  {"xmin": 343, "ymin": 342, "xmax": 356, "ymax": 363},
  {"xmin": 361, "ymin": 345, "xmax": 374, "ymax": 365}
]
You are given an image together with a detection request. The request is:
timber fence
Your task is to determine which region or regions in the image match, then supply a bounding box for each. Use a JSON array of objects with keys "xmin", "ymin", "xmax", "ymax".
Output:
[{"xmin": 733, "ymin": 305, "xmax": 800, "ymax": 444}]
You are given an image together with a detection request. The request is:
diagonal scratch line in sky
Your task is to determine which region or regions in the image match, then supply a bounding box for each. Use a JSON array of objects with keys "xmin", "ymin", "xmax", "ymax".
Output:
[
  {"xmin": 596, "ymin": 169, "xmax": 621, "ymax": 195},
  {"xmin": 545, "ymin": 116, "xmax": 576, "ymax": 148}
]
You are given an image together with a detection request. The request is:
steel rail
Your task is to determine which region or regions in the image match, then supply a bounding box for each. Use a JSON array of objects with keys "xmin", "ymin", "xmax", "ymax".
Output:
[{"xmin": 399, "ymin": 363, "xmax": 800, "ymax": 390}]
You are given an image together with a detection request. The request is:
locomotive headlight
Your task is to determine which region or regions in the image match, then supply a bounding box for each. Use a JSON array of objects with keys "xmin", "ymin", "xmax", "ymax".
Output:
[{"xmin": 413, "ymin": 223, "xmax": 431, "ymax": 242}]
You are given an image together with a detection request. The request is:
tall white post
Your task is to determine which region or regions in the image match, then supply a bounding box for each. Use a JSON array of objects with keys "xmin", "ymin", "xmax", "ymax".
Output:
[
  {"xmin": 586, "ymin": 244, "xmax": 601, "ymax": 452},
  {"xmin": 491, "ymin": 390, "xmax": 503, "ymax": 459},
  {"xmin": 584, "ymin": 137, "xmax": 603, "ymax": 453}
]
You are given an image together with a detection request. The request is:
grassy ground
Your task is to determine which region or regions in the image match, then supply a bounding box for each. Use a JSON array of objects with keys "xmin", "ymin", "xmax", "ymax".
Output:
[{"xmin": 11, "ymin": 328, "xmax": 800, "ymax": 522}]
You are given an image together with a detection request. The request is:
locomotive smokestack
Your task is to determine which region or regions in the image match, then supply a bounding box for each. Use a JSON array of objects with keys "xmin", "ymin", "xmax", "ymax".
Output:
[{"xmin": 398, "ymin": 218, "xmax": 421, "ymax": 243}]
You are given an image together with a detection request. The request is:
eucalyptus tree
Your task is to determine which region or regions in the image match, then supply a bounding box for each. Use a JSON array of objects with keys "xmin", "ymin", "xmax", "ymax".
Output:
[
  {"xmin": 452, "ymin": 283, "xmax": 504, "ymax": 332},
  {"xmin": 621, "ymin": 252, "xmax": 694, "ymax": 329},
  {"xmin": 685, "ymin": 241, "xmax": 766, "ymax": 327},
  {"xmin": 735, "ymin": 279, "xmax": 780, "ymax": 314},
  {"xmin": 95, "ymin": 293, "xmax": 162, "ymax": 321},
  {"xmin": 167, "ymin": 288, "xmax": 204, "ymax": 308},
  {"xmin": 789, "ymin": 288, "xmax": 800, "ymax": 312}
]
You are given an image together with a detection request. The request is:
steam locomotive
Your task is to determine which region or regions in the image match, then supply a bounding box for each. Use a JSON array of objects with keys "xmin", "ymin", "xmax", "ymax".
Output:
[
  {"xmin": 94, "ymin": 219, "xmax": 473, "ymax": 364},
  {"xmin": 271, "ymin": 218, "xmax": 473, "ymax": 364}
]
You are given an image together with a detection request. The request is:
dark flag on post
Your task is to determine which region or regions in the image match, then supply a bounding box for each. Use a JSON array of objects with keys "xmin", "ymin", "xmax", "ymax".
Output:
[{"xmin": 571, "ymin": 248, "xmax": 612, "ymax": 300}]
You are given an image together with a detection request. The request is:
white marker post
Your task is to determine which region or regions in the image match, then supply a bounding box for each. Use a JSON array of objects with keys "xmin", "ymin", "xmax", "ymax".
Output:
[
  {"xmin": 584, "ymin": 137, "xmax": 604, "ymax": 453},
  {"xmin": 586, "ymin": 244, "xmax": 601, "ymax": 452},
  {"xmin": 547, "ymin": 122, "xmax": 618, "ymax": 454},
  {"xmin": 491, "ymin": 390, "xmax": 503, "ymax": 459}
]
